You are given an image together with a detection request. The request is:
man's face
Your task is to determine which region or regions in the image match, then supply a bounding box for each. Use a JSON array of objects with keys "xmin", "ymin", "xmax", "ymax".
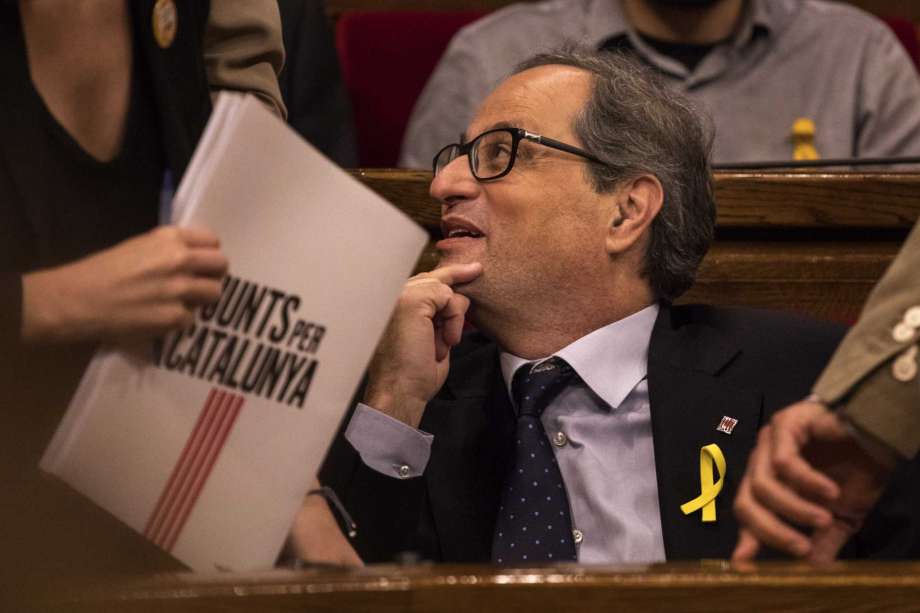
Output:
[{"xmin": 430, "ymin": 66, "xmax": 619, "ymax": 324}]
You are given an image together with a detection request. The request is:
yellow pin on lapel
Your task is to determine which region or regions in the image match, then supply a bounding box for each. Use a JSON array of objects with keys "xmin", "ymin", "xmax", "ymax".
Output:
[
  {"xmin": 680, "ymin": 444, "xmax": 726, "ymax": 522},
  {"xmin": 152, "ymin": 0, "xmax": 178, "ymax": 49}
]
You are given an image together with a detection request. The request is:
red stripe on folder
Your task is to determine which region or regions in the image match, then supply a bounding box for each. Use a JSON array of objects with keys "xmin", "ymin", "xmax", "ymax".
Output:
[
  {"xmin": 154, "ymin": 391, "xmax": 234, "ymax": 549},
  {"xmin": 163, "ymin": 393, "xmax": 244, "ymax": 551},
  {"xmin": 143, "ymin": 388, "xmax": 245, "ymax": 551},
  {"xmin": 144, "ymin": 388, "xmax": 222, "ymax": 544}
]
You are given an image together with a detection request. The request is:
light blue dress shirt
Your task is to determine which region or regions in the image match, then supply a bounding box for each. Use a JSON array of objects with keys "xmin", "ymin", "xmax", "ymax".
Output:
[{"xmin": 345, "ymin": 304, "xmax": 665, "ymax": 563}]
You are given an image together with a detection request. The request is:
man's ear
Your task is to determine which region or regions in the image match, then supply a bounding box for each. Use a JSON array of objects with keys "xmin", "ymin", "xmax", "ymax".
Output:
[{"xmin": 605, "ymin": 174, "xmax": 663, "ymax": 256}]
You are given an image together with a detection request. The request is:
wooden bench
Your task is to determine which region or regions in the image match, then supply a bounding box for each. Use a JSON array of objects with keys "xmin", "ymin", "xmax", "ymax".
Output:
[
  {"xmin": 353, "ymin": 169, "xmax": 920, "ymax": 321},
  {"xmin": 20, "ymin": 561, "xmax": 920, "ymax": 612}
]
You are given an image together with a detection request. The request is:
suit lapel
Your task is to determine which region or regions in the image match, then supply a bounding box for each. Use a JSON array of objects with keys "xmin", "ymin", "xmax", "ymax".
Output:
[
  {"xmin": 420, "ymin": 337, "xmax": 515, "ymax": 562},
  {"xmin": 648, "ymin": 305, "xmax": 765, "ymax": 560}
]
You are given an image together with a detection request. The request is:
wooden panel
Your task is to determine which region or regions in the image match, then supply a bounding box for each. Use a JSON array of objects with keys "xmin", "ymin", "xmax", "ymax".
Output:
[
  {"xmin": 714, "ymin": 172, "xmax": 920, "ymax": 229},
  {"xmin": 353, "ymin": 169, "xmax": 920, "ymax": 234},
  {"xmin": 22, "ymin": 562, "xmax": 920, "ymax": 613},
  {"xmin": 328, "ymin": 0, "xmax": 920, "ymax": 21},
  {"xmin": 683, "ymin": 241, "xmax": 898, "ymax": 321},
  {"xmin": 354, "ymin": 169, "xmax": 439, "ymax": 232}
]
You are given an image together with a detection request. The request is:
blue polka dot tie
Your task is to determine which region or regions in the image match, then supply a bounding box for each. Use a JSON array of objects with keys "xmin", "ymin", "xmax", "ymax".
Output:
[{"xmin": 492, "ymin": 357, "xmax": 578, "ymax": 564}]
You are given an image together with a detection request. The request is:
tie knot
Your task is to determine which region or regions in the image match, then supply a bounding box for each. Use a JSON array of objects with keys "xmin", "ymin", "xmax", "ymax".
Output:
[{"xmin": 511, "ymin": 357, "xmax": 576, "ymax": 418}]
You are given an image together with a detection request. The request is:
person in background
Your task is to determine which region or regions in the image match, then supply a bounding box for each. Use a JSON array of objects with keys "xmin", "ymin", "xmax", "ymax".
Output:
[
  {"xmin": 276, "ymin": 0, "xmax": 358, "ymax": 167},
  {"xmin": 399, "ymin": 0, "xmax": 920, "ymax": 169},
  {"xmin": 0, "ymin": 0, "xmax": 283, "ymax": 583}
]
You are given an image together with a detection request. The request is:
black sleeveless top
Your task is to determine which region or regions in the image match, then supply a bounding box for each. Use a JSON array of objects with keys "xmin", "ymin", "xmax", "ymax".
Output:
[
  {"xmin": 0, "ymin": 4, "xmax": 163, "ymax": 272},
  {"xmin": 0, "ymin": 1, "xmax": 213, "ymax": 586}
]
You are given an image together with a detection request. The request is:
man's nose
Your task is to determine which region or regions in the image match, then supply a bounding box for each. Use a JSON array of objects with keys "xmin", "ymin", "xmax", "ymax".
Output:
[{"xmin": 430, "ymin": 155, "xmax": 479, "ymax": 208}]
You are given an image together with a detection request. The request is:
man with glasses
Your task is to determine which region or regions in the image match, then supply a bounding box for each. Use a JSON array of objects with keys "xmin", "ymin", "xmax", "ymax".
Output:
[{"xmin": 304, "ymin": 49, "xmax": 910, "ymax": 566}]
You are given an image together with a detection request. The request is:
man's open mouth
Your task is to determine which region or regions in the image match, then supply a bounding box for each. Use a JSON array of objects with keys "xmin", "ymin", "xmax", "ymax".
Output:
[
  {"xmin": 441, "ymin": 217, "xmax": 485, "ymax": 240},
  {"xmin": 446, "ymin": 228, "xmax": 483, "ymax": 239}
]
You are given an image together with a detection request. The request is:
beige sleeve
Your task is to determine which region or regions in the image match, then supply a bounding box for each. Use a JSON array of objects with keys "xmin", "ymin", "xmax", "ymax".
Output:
[
  {"xmin": 813, "ymin": 220, "xmax": 920, "ymax": 458},
  {"xmin": 204, "ymin": 0, "xmax": 287, "ymax": 119}
]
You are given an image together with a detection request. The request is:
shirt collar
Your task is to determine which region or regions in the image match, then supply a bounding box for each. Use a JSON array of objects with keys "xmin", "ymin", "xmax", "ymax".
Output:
[
  {"xmin": 733, "ymin": 0, "xmax": 777, "ymax": 49},
  {"xmin": 586, "ymin": 0, "xmax": 631, "ymax": 49},
  {"xmin": 499, "ymin": 303, "xmax": 659, "ymax": 411}
]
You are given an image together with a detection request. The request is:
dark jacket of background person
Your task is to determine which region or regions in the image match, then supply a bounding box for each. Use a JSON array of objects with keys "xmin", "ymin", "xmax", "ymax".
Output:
[{"xmin": 277, "ymin": 0, "xmax": 358, "ymax": 167}]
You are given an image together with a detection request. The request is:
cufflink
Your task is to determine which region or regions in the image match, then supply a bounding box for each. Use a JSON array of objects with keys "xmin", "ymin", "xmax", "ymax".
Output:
[{"xmin": 152, "ymin": 0, "xmax": 177, "ymax": 49}]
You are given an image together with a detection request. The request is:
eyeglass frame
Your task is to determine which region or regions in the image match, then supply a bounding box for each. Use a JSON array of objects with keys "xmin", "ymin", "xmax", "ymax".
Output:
[{"xmin": 432, "ymin": 127, "xmax": 605, "ymax": 181}]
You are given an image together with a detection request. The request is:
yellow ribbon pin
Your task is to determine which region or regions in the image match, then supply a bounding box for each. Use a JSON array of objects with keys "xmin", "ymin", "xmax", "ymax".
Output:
[
  {"xmin": 791, "ymin": 118, "xmax": 820, "ymax": 161},
  {"xmin": 680, "ymin": 443, "xmax": 726, "ymax": 522}
]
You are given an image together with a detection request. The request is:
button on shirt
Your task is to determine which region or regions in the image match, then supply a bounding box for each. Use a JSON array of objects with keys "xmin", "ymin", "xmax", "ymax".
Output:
[
  {"xmin": 346, "ymin": 304, "xmax": 665, "ymax": 564},
  {"xmin": 399, "ymin": 0, "xmax": 920, "ymax": 168}
]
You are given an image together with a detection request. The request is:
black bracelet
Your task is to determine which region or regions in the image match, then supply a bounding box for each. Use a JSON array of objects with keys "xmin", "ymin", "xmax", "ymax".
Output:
[{"xmin": 308, "ymin": 486, "xmax": 358, "ymax": 539}]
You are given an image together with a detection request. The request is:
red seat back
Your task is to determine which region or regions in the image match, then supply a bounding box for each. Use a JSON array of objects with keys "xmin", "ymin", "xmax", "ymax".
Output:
[
  {"xmin": 883, "ymin": 16, "xmax": 920, "ymax": 71},
  {"xmin": 336, "ymin": 11, "xmax": 487, "ymax": 167}
]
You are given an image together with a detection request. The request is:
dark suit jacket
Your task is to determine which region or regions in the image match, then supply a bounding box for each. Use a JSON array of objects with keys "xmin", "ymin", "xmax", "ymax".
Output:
[
  {"xmin": 321, "ymin": 304, "xmax": 849, "ymax": 562},
  {"xmin": 277, "ymin": 0, "xmax": 358, "ymax": 167}
]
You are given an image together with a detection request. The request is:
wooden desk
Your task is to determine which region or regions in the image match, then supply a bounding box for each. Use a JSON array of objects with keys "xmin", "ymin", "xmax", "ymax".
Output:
[
  {"xmin": 21, "ymin": 562, "xmax": 920, "ymax": 612},
  {"xmin": 353, "ymin": 170, "xmax": 920, "ymax": 321}
]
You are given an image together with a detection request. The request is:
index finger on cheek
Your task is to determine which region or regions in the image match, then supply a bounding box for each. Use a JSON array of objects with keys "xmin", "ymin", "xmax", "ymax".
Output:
[{"xmin": 424, "ymin": 263, "xmax": 483, "ymax": 287}]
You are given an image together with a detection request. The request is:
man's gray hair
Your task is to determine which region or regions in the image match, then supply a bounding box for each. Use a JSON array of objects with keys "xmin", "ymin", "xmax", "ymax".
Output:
[{"xmin": 515, "ymin": 48, "xmax": 715, "ymax": 302}]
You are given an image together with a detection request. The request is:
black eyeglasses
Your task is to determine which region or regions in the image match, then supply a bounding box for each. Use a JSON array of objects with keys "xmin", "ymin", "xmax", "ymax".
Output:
[{"xmin": 432, "ymin": 127, "xmax": 604, "ymax": 181}]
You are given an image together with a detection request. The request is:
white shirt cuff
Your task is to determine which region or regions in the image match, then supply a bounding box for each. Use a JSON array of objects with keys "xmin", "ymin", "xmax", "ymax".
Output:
[{"xmin": 344, "ymin": 403, "xmax": 433, "ymax": 479}]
